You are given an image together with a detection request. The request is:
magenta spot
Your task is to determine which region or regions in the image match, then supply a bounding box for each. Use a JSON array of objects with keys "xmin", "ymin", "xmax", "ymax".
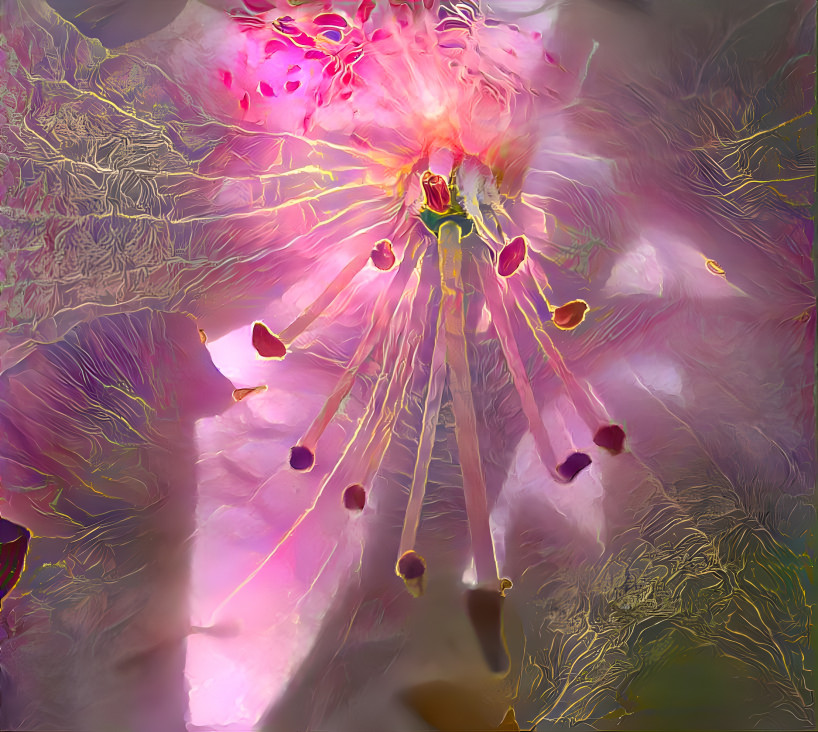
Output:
[
  {"xmin": 315, "ymin": 13, "xmax": 348, "ymax": 29},
  {"xmin": 342, "ymin": 484, "xmax": 366, "ymax": 511},
  {"xmin": 287, "ymin": 65, "xmax": 301, "ymax": 74},
  {"xmin": 305, "ymin": 49, "xmax": 327, "ymax": 60},
  {"xmin": 289, "ymin": 446, "xmax": 315, "ymax": 471},
  {"xmin": 242, "ymin": 0, "xmax": 275, "ymax": 12},
  {"xmin": 594, "ymin": 425, "xmax": 626, "ymax": 455},
  {"xmin": 557, "ymin": 452, "xmax": 592, "ymax": 482},
  {"xmin": 344, "ymin": 48, "xmax": 364, "ymax": 64},
  {"xmin": 251, "ymin": 321, "xmax": 286, "ymax": 359},
  {"xmin": 285, "ymin": 80, "xmax": 301, "ymax": 93},
  {"xmin": 371, "ymin": 239, "xmax": 396, "ymax": 271},
  {"xmin": 240, "ymin": 93, "xmax": 249, "ymax": 112},
  {"xmin": 220, "ymin": 70, "xmax": 232, "ymax": 89},
  {"xmin": 498, "ymin": 236, "xmax": 526, "ymax": 277},
  {"xmin": 258, "ymin": 81, "xmax": 275, "ymax": 97},
  {"xmin": 371, "ymin": 29, "xmax": 392, "ymax": 42}
]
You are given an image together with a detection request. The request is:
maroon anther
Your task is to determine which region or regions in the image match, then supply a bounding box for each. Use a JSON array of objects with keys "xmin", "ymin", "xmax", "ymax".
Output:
[
  {"xmin": 422, "ymin": 171, "xmax": 451, "ymax": 213},
  {"xmin": 252, "ymin": 321, "xmax": 286, "ymax": 359},
  {"xmin": 594, "ymin": 425, "xmax": 626, "ymax": 455},
  {"xmin": 342, "ymin": 484, "xmax": 366, "ymax": 512}
]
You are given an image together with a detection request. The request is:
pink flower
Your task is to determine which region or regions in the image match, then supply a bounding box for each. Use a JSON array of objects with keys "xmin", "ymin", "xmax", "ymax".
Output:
[{"xmin": 0, "ymin": 1, "xmax": 813, "ymax": 731}]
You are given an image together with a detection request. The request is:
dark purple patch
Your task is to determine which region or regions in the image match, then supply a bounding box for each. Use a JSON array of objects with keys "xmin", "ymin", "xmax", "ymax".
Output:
[
  {"xmin": 557, "ymin": 452, "xmax": 592, "ymax": 482},
  {"xmin": 289, "ymin": 445, "xmax": 315, "ymax": 471},
  {"xmin": 397, "ymin": 551, "xmax": 425, "ymax": 580}
]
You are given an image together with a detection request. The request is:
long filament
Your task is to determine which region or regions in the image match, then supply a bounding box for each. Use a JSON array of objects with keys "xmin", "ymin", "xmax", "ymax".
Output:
[
  {"xmin": 397, "ymin": 295, "xmax": 447, "ymax": 557},
  {"xmin": 477, "ymin": 257, "xmax": 564, "ymax": 481}
]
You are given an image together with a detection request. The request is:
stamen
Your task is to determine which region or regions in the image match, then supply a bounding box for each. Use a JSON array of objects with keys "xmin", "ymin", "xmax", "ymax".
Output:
[
  {"xmin": 477, "ymin": 258, "xmax": 565, "ymax": 482},
  {"xmin": 278, "ymin": 252, "xmax": 372, "ymax": 344},
  {"xmin": 293, "ymin": 238, "xmax": 424, "ymax": 463},
  {"xmin": 510, "ymin": 274, "xmax": 612, "ymax": 432},
  {"xmin": 397, "ymin": 299, "xmax": 447, "ymax": 558},
  {"xmin": 509, "ymin": 272, "xmax": 627, "ymax": 456}
]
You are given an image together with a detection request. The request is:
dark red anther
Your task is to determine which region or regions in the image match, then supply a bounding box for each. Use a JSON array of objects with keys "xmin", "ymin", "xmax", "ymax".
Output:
[
  {"xmin": 497, "ymin": 236, "xmax": 526, "ymax": 277},
  {"xmin": 553, "ymin": 300, "xmax": 588, "ymax": 330},
  {"xmin": 258, "ymin": 81, "xmax": 275, "ymax": 97},
  {"xmin": 594, "ymin": 425, "xmax": 626, "ymax": 455},
  {"xmin": 251, "ymin": 321, "xmax": 286, "ymax": 359},
  {"xmin": 342, "ymin": 484, "xmax": 366, "ymax": 512},
  {"xmin": 315, "ymin": 13, "xmax": 348, "ymax": 28},
  {"xmin": 371, "ymin": 239, "xmax": 396, "ymax": 271},
  {"xmin": 421, "ymin": 172, "xmax": 451, "ymax": 213},
  {"xmin": 285, "ymin": 80, "xmax": 301, "ymax": 93},
  {"xmin": 289, "ymin": 445, "xmax": 315, "ymax": 471},
  {"xmin": 240, "ymin": 93, "xmax": 249, "ymax": 112},
  {"xmin": 0, "ymin": 518, "xmax": 30, "ymax": 605},
  {"xmin": 556, "ymin": 452, "xmax": 592, "ymax": 482}
]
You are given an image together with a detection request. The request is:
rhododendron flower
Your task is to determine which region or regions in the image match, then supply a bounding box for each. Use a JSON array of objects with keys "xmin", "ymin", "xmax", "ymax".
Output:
[{"xmin": 0, "ymin": 1, "xmax": 814, "ymax": 731}]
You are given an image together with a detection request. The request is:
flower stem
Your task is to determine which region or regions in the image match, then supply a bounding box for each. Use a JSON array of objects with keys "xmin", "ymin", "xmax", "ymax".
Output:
[{"xmin": 438, "ymin": 220, "xmax": 500, "ymax": 591}]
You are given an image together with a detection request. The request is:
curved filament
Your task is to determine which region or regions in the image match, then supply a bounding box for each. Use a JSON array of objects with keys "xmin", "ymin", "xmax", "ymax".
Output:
[{"xmin": 477, "ymin": 257, "xmax": 564, "ymax": 481}]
